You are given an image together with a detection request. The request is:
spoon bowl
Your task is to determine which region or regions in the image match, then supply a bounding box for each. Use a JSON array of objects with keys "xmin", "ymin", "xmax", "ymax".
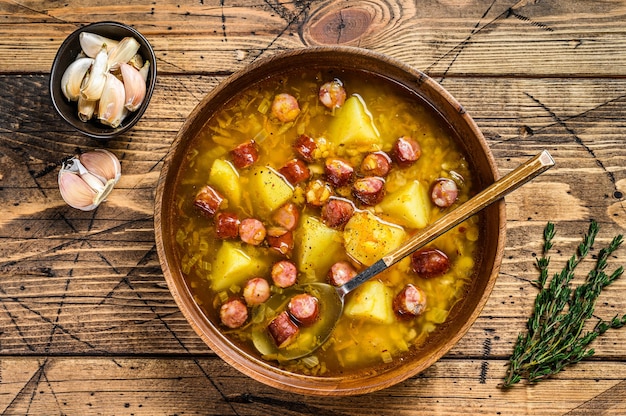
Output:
[
  {"xmin": 251, "ymin": 283, "xmax": 342, "ymax": 360},
  {"xmin": 253, "ymin": 150, "xmax": 555, "ymax": 359}
]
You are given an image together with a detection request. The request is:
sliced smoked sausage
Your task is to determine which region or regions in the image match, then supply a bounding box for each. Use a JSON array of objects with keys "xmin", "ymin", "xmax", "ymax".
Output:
[
  {"xmin": 360, "ymin": 152, "xmax": 391, "ymax": 177},
  {"xmin": 193, "ymin": 185, "xmax": 224, "ymax": 217},
  {"xmin": 325, "ymin": 158, "xmax": 354, "ymax": 187},
  {"xmin": 327, "ymin": 261, "xmax": 357, "ymax": 286},
  {"xmin": 230, "ymin": 140, "xmax": 259, "ymax": 169},
  {"xmin": 393, "ymin": 284, "xmax": 427, "ymax": 319},
  {"xmin": 319, "ymin": 79, "xmax": 347, "ymax": 109},
  {"xmin": 411, "ymin": 248, "xmax": 451, "ymax": 278},
  {"xmin": 352, "ymin": 176, "xmax": 385, "ymax": 205},
  {"xmin": 293, "ymin": 134, "xmax": 317, "ymax": 162},
  {"xmin": 279, "ymin": 159, "xmax": 310, "ymax": 185},
  {"xmin": 431, "ymin": 178, "xmax": 459, "ymax": 208},
  {"xmin": 239, "ymin": 218, "xmax": 266, "ymax": 245},
  {"xmin": 392, "ymin": 136, "xmax": 421, "ymax": 167},
  {"xmin": 321, "ymin": 198, "xmax": 354, "ymax": 229},
  {"xmin": 271, "ymin": 260, "xmax": 298, "ymax": 288},
  {"xmin": 268, "ymin": 311, "xmax": 300, "ymax": 348},
  {"xmin": 272, "ymin": 202, "xmax": 300, "ymax": 231},
  {"xmin": 271, "ymin": 93, "xmax": 300, "ymax": 123},
  {"xmin": 267, "ymin": 228, "xmax": 294, "ymax": 257},
  {"xmin": 219, "ymin": 298, "xmax": 248, "ymax": 329},
  {"xmin": 288, "ymin": 293, "xmax": 319, "ymax": 326},
  {"xmin": 215, "ymin": 211, "xmax": 240, "ymax": 239},
  {"xmin": 242, "ymin": 277, "xmax": 271, "ymax": 306}
]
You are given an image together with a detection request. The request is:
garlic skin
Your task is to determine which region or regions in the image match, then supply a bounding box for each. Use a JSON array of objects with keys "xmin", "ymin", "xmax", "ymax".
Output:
[
  {"xmin": 59, "ymin": 169, "xmax": 99, "ymax": 211},
  {"xmin": 80, "ymin": 47, "xmax": 109, "ymax": 101},
  {"xmin": 58, "ymin": 149, "xmax": 122, "ymax": 211},
  {"xmin": 79, "ymin": 148, "xmax": 122, "ymax": 184},
  {"xmin": 61, "ymin": 57, "xmax": 93, "ymax": 101},
  {"xmin": 119, "ymin": 62, "xmax": 146, "ymax": 112},
  {"xmin": 98, "ymin": 73, "xmax": 126, "ymax": 128},
  {"xmin": 79, "ymin": 32, "xmax": 119, "ymax": 57}
]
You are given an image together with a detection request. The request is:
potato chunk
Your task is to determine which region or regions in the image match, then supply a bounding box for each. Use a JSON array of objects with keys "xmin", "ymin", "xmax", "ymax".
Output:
[
  {"xmin": 248, "ymin": 166, "xmax": 294, "ymax": 216},
  {"xmin": 377, "ymin": 180, "xmax": 431, "ymax": 229},
  {"xmin": 343, "ymin": 211, "xmax": 406, "ymax": 266},
  {"xmin": 327, "ymin": 95, "xmax": 381, "ymax": 151},
  {"xmin": 211, "ymin": 242, "xmax": 268, "ymax": 291},
  {"xmin": 344, "ymin": 280, "xmax": 394, "ymax": 324},
  {"xmin": 295, "ymin": 215, "xmax": 343, "ymax": 278},
  {"xmin": 208, "ymin": 159, "xmax": 241, "ymax": 207}
]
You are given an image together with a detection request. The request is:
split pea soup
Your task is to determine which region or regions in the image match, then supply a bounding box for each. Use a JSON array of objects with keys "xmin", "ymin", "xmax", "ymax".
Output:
[{"xmin": 172, "ymin": 67, "xmax": 481, "ymax": 377}]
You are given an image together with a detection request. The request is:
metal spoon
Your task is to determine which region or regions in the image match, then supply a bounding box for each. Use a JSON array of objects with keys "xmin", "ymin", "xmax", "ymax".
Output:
[{"xmin": 251, "ymin": 150, "xmax": 555, "ymax": 360}]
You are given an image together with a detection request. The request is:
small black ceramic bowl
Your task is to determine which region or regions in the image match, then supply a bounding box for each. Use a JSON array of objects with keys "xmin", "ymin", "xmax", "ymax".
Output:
[{"xmin": 49, "ymin": 21, "xmax": 157, "ymax": 139}]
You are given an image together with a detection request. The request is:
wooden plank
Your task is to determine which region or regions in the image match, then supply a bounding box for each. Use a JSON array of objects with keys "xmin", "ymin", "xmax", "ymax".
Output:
[
  {"xmin": 0, "ymin": 357, "xmax": 625, "ymax": 415},
  {"xmin": 1, "ymin": 0, "xmax": 626, "ymax": 76}
]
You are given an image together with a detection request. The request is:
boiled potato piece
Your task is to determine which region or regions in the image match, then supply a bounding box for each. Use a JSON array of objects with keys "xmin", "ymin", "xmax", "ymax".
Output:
[
  {"xmin": 208, "ymin": 159, "xmax": 241, "ymax": 207},
  {"xmin": 248, "ymin": 166, "xmax": 294, "ymax": 216},
  {"xmin": 344, "ymin": 211, "xmax": 406, "ymax": 266},
  {"xmin": 211, "ymin": 242, "xmax": 268, "ymax": 291},
  {"xmin": 377, "ymin": 180, "xmax": 431, "ymax": 229},
  {"xmin": 327, "ymin": 95, "xmax": 381, "ymax": 151},
  {"xmin": 344, "ymin": 280, "xmax": 394, "ymax": 324},
  {"xmin": 295, "ymin": 215, "xmax": 343, "ymax": 278}
]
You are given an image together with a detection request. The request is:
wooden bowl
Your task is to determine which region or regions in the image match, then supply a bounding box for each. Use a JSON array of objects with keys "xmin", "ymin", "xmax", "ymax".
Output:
[{"xmin": 154, "ymin": 46, "xmax": 505, "ymax": 395}]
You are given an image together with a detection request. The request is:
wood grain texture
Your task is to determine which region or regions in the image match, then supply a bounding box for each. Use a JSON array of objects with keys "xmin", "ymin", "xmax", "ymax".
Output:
[
  {"xmin": 1, "ymin": 358, "xmax": 626, "ymax": 415},
  {"xmin": 1, "ymin": 0, "xmax": 626, "ymax": 413},
  {"xmin": 1, "ymin": 0, "xmax": 626, "ymax": 76}
]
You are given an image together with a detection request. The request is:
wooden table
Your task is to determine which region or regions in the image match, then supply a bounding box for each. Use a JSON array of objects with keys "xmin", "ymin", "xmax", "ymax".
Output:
[{"xmin": 2, "ymin": 0, "xmax": 626, "ymax": 414}]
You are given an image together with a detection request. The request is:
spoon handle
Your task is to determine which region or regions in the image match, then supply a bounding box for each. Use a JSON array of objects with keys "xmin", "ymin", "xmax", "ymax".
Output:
[{"xmin": 382, "ymin": 150, "xmax": 555, "ymax": 267}]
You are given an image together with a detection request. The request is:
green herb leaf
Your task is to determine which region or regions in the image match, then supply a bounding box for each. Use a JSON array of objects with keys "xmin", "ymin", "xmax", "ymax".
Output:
[{"xmin": 502, "ymin": 220, "xmax": 624, "ymax": 388}]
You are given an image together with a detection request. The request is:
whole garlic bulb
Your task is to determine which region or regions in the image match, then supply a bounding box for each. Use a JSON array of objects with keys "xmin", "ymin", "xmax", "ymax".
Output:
[{"xmin": 58, "ymin": 149, "xmax": 122, "ymax": 211}]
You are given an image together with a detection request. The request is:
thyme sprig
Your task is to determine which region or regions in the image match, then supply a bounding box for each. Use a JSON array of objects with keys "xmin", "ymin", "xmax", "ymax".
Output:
[{"xmin": 502, "ymin": 220, "xmax": 625, "ymax": 388}]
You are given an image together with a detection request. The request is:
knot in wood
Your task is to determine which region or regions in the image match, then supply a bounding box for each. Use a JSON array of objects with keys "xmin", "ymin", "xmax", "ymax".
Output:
[{"xmin": 306, "ymin": 8, "xmax": 372, "ymax": 45}]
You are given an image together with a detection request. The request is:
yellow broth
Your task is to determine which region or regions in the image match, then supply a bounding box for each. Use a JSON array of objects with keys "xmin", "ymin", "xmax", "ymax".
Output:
[{"xmin": 173, "ymin": 68, "xmax": 480, "ymax": 376}]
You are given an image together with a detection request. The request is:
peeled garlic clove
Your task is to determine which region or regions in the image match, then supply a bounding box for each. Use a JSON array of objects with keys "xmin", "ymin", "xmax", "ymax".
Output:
[
  {"xmin": 77, "ymin": 71, "xmax": 96, "ymax": 121},
  {"xmin": 138, "ymin": 60, "xmax": 150, "ymax": 82},
  {"xmin": 120, "ymin": 108, "xmax": 129, "ymax": 125},
  {"xmin": 119, "ymin": 62, "xmax": 146, "ymax": 112},
  {"xmin": 78, "ymin": 96, "xmax": 97, "ymax": 121},
  {"xmin": 79, "ymin": 149, "xmax": 122, "ymax": 184},
  {"xmin": 107, "ymin": 36, "xmax": 140, "ymax": 71},
  {"xmin": 128, "ymin": 53, "xmax": 144, "ymax": 70},
  {"xmin": 79, "ymin": 32, "xmax": 119, "ymax": 57},
  {"xmin": 80, "ymin": 47, "xmax": 109, "ymax": 101},
  {"xmin": 61, "ymin": 57, "xmax": 93, "ymax": 101},
  {"xmin": 98, "ymin": 73, "xmax": 126, "ymax": 128},
  {"xmin": 58, "ymin": 150, "xmax": 122, "ymax": 211}
]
